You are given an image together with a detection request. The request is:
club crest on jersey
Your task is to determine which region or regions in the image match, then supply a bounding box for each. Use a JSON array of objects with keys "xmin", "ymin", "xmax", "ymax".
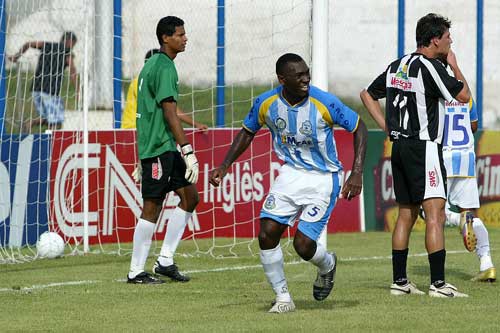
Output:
[
  {"xmin": 152, "ymin": 158, "xmax": 163, "ymax": 180},
  {"xmin": 299, "ymin": 120, "xmax": 312, "ymax": 136},
  {"xmin": 396, "ymin": 65, "xmax": 408, "ymax": 79},
  {"xmin": 275, "ymin": 117, "xmax": 287, "ymax": 131},
  {"xmin": 264, "ymin": 194, "xmax": 276, "ymax": 210}
]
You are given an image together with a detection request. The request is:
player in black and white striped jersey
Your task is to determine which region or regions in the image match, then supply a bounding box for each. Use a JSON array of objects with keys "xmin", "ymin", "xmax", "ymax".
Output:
[{"xmin": 360, "ymin": 13, "xmax": 471, "ymax": 298}]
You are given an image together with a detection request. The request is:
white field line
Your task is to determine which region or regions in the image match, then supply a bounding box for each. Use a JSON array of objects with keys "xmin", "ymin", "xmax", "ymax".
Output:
[
  {"xmin": 0, "ymin": 280, "xmax": 98, "ymax": 293},
  {"xmin": 0, "ymin": 250, "xmax": 472, "ymax": 292}
]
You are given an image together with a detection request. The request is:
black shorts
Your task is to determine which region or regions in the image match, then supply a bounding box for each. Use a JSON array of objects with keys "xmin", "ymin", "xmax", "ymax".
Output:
[
  {"xmin": 391, "ymin": 139, "xmax": 447, "ymax": 205},
  {"xmin": 141, "ymin": 151, "xmax": 191, "ymax": 200}
]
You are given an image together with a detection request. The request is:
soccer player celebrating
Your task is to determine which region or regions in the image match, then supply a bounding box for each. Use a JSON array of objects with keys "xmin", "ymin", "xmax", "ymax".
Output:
[
  {"xmin": 127, "ymin": 16, "xmax": 199, "ymax": 284},
  {"xmin": 210, "ymin": 53, "xmax": 367, "ymax": 313},
  {"xmin": 439, "ymin": 54, "xmax": 495, "ymax": 281},
  {"xmin": 360, "ymin": 13, "xmax": 471, "ymax": 297}
]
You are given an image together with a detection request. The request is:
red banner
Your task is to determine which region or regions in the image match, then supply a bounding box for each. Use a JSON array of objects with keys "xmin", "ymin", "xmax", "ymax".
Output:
[{"xmin": 50, "ymin": 129, "xmax": 360, "ymax": 244}]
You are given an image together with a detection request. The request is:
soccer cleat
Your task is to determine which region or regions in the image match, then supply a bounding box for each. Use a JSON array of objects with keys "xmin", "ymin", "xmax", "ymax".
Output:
[
  {"xmin": 429, "ymin": 283, "xmax": 468, "ymax": 298},
  {"xmin": 268, "ymin": 300, "xmax": 296, "ymax": 313},
  {"xmin": 471, "ymin": 267, "xmax": 496, "ymax": 282},
  {"xmin": 127, "ymin": 272, "xmax": 164, "ymax": 284},
  {"xmin": 390, "ymin": 281, "xmax": 425, "ymax": 295},
  {"xmin": 459, "ymin": 211, "xmax": 477, "ymax": 252},
  {"xmin": 153, "ymin": 261, "xmax": 190, "ymax": 282},
  {"xmin": 313, "ymin": 252, "xmax": 337, "ymax": 301}
]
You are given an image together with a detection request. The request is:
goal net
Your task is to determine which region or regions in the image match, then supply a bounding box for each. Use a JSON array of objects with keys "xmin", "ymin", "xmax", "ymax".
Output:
[{"xmin": 0, "ymin": 0, "xmax": 313, "ymax": 262}]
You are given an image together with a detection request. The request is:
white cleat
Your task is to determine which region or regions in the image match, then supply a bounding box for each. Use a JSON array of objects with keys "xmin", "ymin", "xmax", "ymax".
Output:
[
  {"xmin": 268, "ymin": 300, "xmax": 296, "ymax": 313},
  {"xmin": 429, "ymin": 283, "xmax": 468, "ymax": 298},
  {"xmin": 390, "ymin": 281, "xmax": 425, "ymax": 295}
]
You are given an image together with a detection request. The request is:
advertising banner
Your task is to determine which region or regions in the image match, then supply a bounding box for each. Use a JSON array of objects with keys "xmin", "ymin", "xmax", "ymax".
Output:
[
  {"xmin": 0, "ymin": 135, "xmax": 51, "ymax": 246},
  {"xmin": 364, "ymin": 130, "xmax": 500, "ymax": 231},
  {"xmin": 49, "ymin": 128, "xmax": 361, "ymax": 245}
]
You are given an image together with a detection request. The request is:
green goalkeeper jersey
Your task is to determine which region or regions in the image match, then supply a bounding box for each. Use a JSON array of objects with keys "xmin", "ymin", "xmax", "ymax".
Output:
[{"xmin": 136, "ymin": 52, "xmax": 179, "ymax": 159}]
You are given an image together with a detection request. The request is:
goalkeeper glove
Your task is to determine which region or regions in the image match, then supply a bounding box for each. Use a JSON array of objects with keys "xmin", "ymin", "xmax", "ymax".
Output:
[
  {"xmin": 132, "ymin": 163, "xmax": 142, "ymax": 182},
  {"xmin": 181, "ymin": 143, "xmax": 199, "ymax": 184}
]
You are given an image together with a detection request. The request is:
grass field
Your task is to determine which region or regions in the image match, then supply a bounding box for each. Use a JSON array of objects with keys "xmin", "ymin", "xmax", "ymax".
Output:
[{"xmin": 1, "ymin": 228, "xmax": 498, "ymax": 332}]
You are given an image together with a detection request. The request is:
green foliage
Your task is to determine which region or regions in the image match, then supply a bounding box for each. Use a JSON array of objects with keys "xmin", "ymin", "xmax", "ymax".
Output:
[
  {"xmin": 4, "ymin": 70, "xmax": 380, "ymax": 134},
  {"xmin": 177, "ymin": 85, "xmax": 381, "ymax": 129},
  {"xmin": 1, "ymin": 229, "xmax": 498, "ymax": 331}
]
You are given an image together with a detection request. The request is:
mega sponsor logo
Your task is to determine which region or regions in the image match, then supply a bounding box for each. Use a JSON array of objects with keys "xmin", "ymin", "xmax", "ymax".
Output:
[
  {"xmin": 390, "ymin": 77, "xmax": 412, "ymax": 90},
  {"xmin": 280, "ymin": 135, "xmax": 314, "ymax": 147}
]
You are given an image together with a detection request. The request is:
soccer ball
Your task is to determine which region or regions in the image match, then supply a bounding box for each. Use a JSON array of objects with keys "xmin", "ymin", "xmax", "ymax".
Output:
[{"xmin": 36, "ymin": 232, "xmax": 65, "ymax": 259}]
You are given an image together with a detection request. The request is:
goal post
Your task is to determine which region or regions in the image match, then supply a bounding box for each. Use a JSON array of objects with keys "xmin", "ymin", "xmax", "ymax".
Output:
[{"xmin": 0, "ymin": 0, "xmax": 319, "ymax": 262}]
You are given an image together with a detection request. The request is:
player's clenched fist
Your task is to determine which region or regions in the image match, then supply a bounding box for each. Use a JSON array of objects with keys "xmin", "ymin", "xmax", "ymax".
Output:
[
  {"xmin": 181, "ymin": 143, "xmax": 199, "ymax": 184},
  {"xmin": 209, "ymin": 165, "xmax": 228, "ymax": 187}
]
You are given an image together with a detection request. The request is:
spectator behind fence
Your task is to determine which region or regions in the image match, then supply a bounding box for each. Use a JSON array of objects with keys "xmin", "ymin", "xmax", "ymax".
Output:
[
  {"xmin": 9, "ymin": 31, "xmax": 79, "ymax": 130},
  {"xmin": 121, "ymin": 48, "xmax": 208, "ymax": 131}
]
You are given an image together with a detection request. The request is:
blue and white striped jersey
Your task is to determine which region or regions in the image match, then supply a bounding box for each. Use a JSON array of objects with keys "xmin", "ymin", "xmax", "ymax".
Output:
[
  {"xmin": 243, "ymin": 85, "xmax": 360, "ymax": 173},
  {"xmin": 443, "ymin": 98, "xmax": 477, "ymax": 178}
]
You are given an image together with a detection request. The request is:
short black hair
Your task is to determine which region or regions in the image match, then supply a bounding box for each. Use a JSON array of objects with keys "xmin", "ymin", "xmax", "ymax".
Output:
[
  {"xmin": 156, "ymin": 16, "xmax": 184, "ymax": 46},
  {"xmin": 61, "ymin": 31, "xmax": 77, "ymax": 44},
  {"xmin": 416, "ymin": 13, "xmax": 451, "ymax": 48},
  {"xmin": 144, "ymin": 49, "xmax": 160, "ymax": 62},
  {"xmin": 276, "ymin": 53, "xmax": 304, "ymax": 75}
]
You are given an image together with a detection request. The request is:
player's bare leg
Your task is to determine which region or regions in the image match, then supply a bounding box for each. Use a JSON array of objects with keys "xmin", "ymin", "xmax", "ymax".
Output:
[
  {"xmin": 390, "ymin": 204, "xmax": 424, "ymax": 295},
  {"xmin": 259, "ymin": 218, "xmax": 295, "ymax": 313}
]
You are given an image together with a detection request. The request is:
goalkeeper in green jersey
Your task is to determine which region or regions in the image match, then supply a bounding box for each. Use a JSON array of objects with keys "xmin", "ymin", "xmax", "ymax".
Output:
[{"xmin": 127, "ymin": 16, "xmax": 199, "ymax": 284}]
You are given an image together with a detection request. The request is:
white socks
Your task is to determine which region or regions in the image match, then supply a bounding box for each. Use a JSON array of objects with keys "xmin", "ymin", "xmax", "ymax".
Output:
[
  {"xmin": 445, "ymin": 210, "xmax": 461, "ymax": 227},
  {"xmin": 260, "ymin": 244, "xmax": 291, "ymax": 302},
  {"xmin": 129, "ymin": 218, "xmax": 156, "ymax": 278},
  {"xmin": 309, "ymin": 244, "xmax": 334, "ymax": 274},
  {"xmin": 158, "ymin": 207, "xmax": 191, "ymax": 267},
  {"xmin": 472, "ymin": 218, "xmax": 494, "ymax": 271}
]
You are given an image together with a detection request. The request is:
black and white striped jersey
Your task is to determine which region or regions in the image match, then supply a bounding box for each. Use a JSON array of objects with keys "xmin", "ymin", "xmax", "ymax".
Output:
[{"xmin": 367, "ymin": 53, "xmax": 464, "ymax": 143}]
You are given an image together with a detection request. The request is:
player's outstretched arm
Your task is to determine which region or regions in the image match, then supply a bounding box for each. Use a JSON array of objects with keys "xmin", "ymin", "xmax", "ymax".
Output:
[
  {"xmin": 341, "ymin": 119, "xmax": 367, "ymax": 200},
  {"xmin": 176, "ymin": 107, "xmax": 209, "ymax": 132},
  {"xmin": 8, "ymin": 41, "xmax": 44, "ymax": 62},
  {"xmin": 209, "ymin": 128, "xmax": 255, "ymax": 187},
  {"xmin": 360, "ymin": 89, "xmax": 386, "ymax": 132}
]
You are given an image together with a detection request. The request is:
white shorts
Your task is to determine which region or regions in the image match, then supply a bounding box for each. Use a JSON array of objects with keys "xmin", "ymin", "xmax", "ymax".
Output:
[
  {"xmin": 447, "ymin": 176, "xmax": 480, "ymax": 209},
  {"xmin": 260, "ymin": 164, "xmax": 341, "ymax": 241},
  {"xmin": 32, "ymin": 91, "xmax": 65, "ymax": 125}
]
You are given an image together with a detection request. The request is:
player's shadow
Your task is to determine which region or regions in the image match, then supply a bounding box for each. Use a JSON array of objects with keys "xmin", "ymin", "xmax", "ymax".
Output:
[
  {"xmin": 409, "ymin": 265, "xmax": 472, "ymax": 281},
  {"xmin": 251, "ymin": 299, "xmax": 359, "ymax": 312},
  {"xmin": 294, "ymin": 299, "xmax": 359, "ymax": 311}
]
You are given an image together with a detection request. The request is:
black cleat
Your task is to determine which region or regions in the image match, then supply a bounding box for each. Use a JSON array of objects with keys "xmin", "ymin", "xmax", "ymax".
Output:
[
  {"xmin": 127, "ymin": 272, "xmax": 164, "ymax": 284},
  {"xmin": 313, "ymin": 252, "xmax": 337, "ymax": 301},
  {"xmin": 153, "ymin": 261, "xmax": 190, "ymax": 282}
]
